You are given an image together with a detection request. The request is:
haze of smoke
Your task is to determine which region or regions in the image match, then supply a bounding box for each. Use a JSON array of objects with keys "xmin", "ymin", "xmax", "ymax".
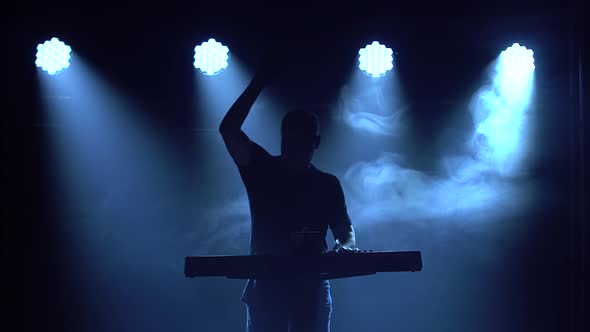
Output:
[
  {"xmin": 339, "ymin": 84, "xmax": 404, "ymax": 136},
  {"xmin": 198, "ymin": 193, "xmax": 251, "ymax": 253},
  {"xmin": 467, "ymin": 58, "xmax": 534, "ymax": 178},
  {"xmin": 342, "ymin": 152, "xmax": 526, "ymax": 225},
  {"xmin": 341, "ymin": 59, "xmax": 534, "ymax": 226}
]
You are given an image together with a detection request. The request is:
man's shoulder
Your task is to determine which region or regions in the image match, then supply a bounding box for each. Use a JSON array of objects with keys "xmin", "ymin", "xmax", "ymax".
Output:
[
  {"xmin": 310, "ymin": 166, "xmax": 340, "ymax": 185},
  {"xmin": 237, "ymin": 148, "xmax": 277, "ymax": 171}
]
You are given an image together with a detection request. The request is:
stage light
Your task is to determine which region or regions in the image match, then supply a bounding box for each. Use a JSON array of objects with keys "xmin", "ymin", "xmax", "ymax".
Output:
[
  {"xmin": 358, "ymin": 41, "xmax": 393, "ymax": 78},
  {"xmin": 499, "ymin": 43, "xmax": 535, "ymax": 73},
  {"xmin": 496, "ymin": 43, "xmax": 535, "ymax": 102},
  {"xmin": 35, "ymin": 37, "xmax": 72, "ymax": 75},
  {"xmin": 193, "ymin": 38, "xmax": 230, "ymax": 76},
  {"xmin": 470, "ymin": 42, "xmax": 536, "ymax": 176},
  {"xmin": 495, "ymin": 43, "xmax": 535, "ymax": 108}
]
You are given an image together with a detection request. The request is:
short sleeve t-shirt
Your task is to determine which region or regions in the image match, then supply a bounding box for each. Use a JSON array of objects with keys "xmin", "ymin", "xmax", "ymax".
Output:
[{"xmin": 236, "ymin": 139, "xmax": 351, "ymax": 256}]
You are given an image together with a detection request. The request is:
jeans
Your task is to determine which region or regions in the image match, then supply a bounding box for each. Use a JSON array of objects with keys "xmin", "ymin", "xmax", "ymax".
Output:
[{"xmin": 244, "ymin": 279, "xmax": 332, "ymax": 332}]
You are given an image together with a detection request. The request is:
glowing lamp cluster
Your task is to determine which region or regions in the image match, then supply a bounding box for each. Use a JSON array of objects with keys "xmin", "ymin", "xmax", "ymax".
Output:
[
  {"xmin": 495, "ymin": 43, "xmax": 535, "ymax": 107},
  {"xmin": 193, "ymin": 38, "xmax": 230, "ymax": 76},
  {"xmin": 35, "ymin": 37, "xmax": 72, "ymax": 75},
  {"xmin": 499, "ymin": 43, "xmax": 535, "ymax": 73},
  {"xmin": 358, "ymin": 41, "xmax": 394, "ymax": 77}
]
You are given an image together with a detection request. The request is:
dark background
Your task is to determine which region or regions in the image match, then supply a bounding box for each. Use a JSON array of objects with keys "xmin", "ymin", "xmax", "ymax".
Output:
[{"xmin": 5, "ymin": 5, "xmax": 587, "ymax": 332}]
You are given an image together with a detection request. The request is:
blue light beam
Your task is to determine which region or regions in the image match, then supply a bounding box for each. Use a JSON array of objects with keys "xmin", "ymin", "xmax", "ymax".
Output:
[{"xmin": 470, "ymin": 43, "xmax": 535, "ymax": 176}]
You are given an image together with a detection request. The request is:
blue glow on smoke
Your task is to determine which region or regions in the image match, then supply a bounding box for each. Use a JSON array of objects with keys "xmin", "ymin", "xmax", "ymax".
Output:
[
  {"xmin": 471, "ymin": 43, "xmax": 535, "ymax": 176},
  {"xmin": 334, "ymin": 43, "xmax": 536, "ymax": 226}
]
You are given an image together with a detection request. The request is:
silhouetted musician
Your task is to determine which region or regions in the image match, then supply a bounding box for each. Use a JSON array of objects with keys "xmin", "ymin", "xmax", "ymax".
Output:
[{"xmin": 219, "ymin": 63, "xmax": 357, "ymax": 332}]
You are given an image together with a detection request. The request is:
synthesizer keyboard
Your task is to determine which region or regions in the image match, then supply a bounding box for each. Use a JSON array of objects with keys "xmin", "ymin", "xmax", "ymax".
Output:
[{"xmin": 184, "ymin": 250, "xmax": 422, "ymax": 280}]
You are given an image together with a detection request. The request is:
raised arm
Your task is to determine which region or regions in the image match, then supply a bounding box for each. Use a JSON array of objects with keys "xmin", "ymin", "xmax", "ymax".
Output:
[{"xmin": 219, "ymin": 72, "xmax": 268, "ymax": 166}]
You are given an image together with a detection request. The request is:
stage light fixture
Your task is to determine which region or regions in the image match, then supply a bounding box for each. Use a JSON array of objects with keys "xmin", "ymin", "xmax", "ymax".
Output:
[
  {"xmin": 499, "ymin": 43, "xmax": 535, "ymax": 73},
  {"xmin": 35, "ymin": 37, "xmax": 72, "ymax": 75},
  {"xmin": 193, "ymin": 38, "xmax": 230, "ymax": 76},
  {"xmin": 495, "ymin": 43, "xmax": 535, "ymax": 107},
  {"xmin": 358, "ymin": 41, "xmax": 393, "ymax": 78}
]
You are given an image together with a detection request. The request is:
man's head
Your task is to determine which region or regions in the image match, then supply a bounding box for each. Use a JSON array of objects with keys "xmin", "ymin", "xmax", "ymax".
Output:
[{"xmin": 280, "ymin": 110, "xmax": 320, "ymax": 167}]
